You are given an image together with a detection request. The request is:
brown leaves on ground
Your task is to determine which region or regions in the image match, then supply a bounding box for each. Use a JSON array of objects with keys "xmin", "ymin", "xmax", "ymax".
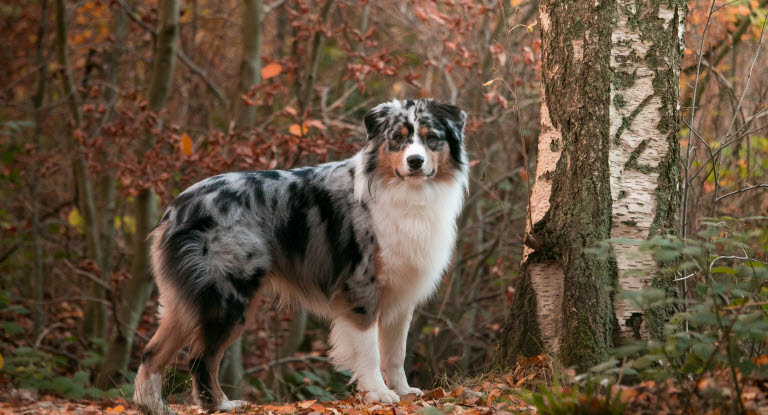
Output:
[
  {"xmin": 5, "ymin": 356, "xmax": 768, "ymax": 414},
  {"xmin": 0, "ymin": 387, "xmax": 536, "ymax": 415}
]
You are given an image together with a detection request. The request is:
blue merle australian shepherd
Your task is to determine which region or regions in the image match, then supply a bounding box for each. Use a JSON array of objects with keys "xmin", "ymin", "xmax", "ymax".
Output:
[{"xmin": 134, "ymin": 99, "xmax": 468, "ymax": 414}]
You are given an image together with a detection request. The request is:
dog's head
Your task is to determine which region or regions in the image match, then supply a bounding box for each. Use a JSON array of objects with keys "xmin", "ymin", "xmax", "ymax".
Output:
[{"xmin": 363, "ymin": 99, "xmax": 467, "ymax": 184}]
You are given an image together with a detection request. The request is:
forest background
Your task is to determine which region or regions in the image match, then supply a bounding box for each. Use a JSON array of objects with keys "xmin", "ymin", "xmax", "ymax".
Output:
[{"xmin": 1, "ymin": 0, "xmax": 767, "ymax": 413}]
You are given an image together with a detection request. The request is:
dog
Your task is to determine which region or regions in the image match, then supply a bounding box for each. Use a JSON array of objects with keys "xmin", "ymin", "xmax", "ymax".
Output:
[{"xmin": 133, "ymin": 98, "xmax": 468, "ymax": 414}]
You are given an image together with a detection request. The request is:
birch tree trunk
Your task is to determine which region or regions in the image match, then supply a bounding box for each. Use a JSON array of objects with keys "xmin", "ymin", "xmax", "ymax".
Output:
[
  {"xmin": 499, "ymin": 0, "xmax": 686, "ymax": 370},
  {"xmin": 97, "ymin": 0, "xmax": 179, "ymax": 387}
]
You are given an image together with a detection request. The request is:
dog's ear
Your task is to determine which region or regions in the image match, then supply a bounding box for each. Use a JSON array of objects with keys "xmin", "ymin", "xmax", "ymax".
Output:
[
  {"xmin": 363, "ymin": 104, "xmax": 390, "ymax": 140},
  {"xmin": 428, "ymin": 101, "xmax": 467, "ymax": 142}
]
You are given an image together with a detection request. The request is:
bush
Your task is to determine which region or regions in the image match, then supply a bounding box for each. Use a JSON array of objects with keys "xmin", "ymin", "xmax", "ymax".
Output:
[{"xmin": 533, "ymin": 217, "xmax": 768, "ymax": 413}]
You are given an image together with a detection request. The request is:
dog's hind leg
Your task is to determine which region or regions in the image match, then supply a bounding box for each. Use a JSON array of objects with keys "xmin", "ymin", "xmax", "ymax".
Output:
[
  {"xmin": 189, "ymin": 294, "xmax": 253, "ymax": 413},
  {"xmin": 135, "ymin": 308, "xmax": 193, "ymax": 415}
]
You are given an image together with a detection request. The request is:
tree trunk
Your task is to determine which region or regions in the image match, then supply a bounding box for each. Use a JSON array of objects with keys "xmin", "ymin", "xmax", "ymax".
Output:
[
  {"xmin": 97, "ymin": 0, "xmax": 179, "ymax": 387},
  {"xmin": 55, "ymin": 0, "xmax": 106, "ymax": 341},
  {"xmin": 233, "ymin": 0, "xmax": 263, "ymax": 128},
  {"xmin": 219, "ymin": 337, "xmax": 244, "ymax": 399},
  {"xmin": 297, "ymin": 0, "xmax": 335, "ymax": 115},
  {"xmin": 31, "ymin": 0, "xmax": 50, "ymax": 336},
  {"xmin": 96, "ymin": 0, "xmax": 128, "ymax": 303},
  {"xmin": 499, "ymin": 0, "xmax": 685, "ymax": 371},
  {"xmin": 217, "ymin": 0, "xmax": 265, "ymax": 394}
]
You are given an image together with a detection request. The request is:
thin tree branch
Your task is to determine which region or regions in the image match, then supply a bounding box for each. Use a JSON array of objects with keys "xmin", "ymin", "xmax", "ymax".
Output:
[
  {"xmin": 115, "ymin": 0, "xmax": 227, "ymax": 105},
  {"xmin": 177, "ymin": 49, "xmax": 228, "ymax": 104},
  {"xmin": 715, "ymin": 184, "xmax": 768, "ymax": 202},
  {"xmin": 62, "ymin": 259, "xmax": 113, "ymax": 292}
]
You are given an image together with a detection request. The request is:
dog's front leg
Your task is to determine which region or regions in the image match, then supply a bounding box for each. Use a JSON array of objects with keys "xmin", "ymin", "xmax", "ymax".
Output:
[
  {"xmin": 329, "ymin": 317, "xmax": 400, "ymax": 404},
  {"xmin": 379, "ymin": 306, "xmax": 423, "ymax": 397}
]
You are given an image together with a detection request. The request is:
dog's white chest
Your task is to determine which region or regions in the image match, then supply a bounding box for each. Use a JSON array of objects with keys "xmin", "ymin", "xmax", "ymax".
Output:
[{"xmin": 369, "ymin": 182, "xmax": 464, "ymax": 305}]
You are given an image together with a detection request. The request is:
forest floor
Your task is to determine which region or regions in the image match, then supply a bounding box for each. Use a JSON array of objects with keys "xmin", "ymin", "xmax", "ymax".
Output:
[
  {"xmin": 0, "ymin": 385, "xmax": 531, "ymax": 415},
  {"xmin": 5, "ymin": 377, "xmax": 768, "ymax": 415},
  {"xmin": 3, "ymin": 356, "xmax": 768, "ymax": 414}
]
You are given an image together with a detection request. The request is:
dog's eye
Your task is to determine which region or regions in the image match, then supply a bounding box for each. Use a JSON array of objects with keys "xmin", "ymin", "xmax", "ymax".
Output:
[
  {"xmin": 392, "ymin": 132, "xmax": 404, "ymax": 142},
  {"xmin": 425, "ymin": 133, "xmax": 439, "ymax": 149}
]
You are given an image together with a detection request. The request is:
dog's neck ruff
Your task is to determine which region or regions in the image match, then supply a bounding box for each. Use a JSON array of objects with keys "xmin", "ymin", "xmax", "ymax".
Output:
[{"xmin": 352, "ymin": 150, "xmax": 468, "ymax": 315}]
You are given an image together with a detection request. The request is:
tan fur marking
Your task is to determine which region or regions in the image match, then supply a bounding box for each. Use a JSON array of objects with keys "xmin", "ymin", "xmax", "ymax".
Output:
[
  {"xmin": 150, "ymin": 222, "xmax": 199, "ymax": 332},
  {"xmin": 377, "ymin": 144, "xmax": 404, "ymax": 182},
  {"xmin": 431, "ymin": 145, "xmax": 456, "ymax": 183}
]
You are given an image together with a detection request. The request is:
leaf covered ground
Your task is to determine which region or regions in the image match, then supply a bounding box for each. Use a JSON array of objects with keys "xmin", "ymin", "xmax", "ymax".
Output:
[
  {"xmin": 4, "ymin": 355, "xmax": 768, "ymax": 415},
  {"xmin": 0, "ymin": 387, "xmax": 531, "ymax": 415}
]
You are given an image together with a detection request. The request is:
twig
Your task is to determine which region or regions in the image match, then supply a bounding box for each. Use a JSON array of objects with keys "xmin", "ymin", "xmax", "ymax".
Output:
[
  {"xmin": 34, "ymin": 323, "xmax": 64, "ymax": 348},
  {"xmin": 715, "ymin": 184, "xmax": 768, "ymax": 202},
  {"xmin": 713, "ymin": 14, "xmax": 767, "ymax": 207},
  {"xmin": 177, "ymin": 49, "xmax": 228, "ymax": 105},
  {"xmin": 62, "ymin": 259, "xmax": 112, "ymax": 292},
  {"xmin": 115, "ymin": 0, "xmax": 227, "ymax": 105},
  {"xmin": 0, "ymin": 242, "xmax": 21, "ymax": 265},
  {"xmin": 682, "ymin": 0, "xmax": 718, "ymax": 238}
]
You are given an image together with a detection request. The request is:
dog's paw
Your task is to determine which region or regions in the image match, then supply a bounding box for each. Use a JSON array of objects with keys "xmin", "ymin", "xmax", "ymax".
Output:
[
  {"xmin": 216, "ymin": 399, "xmax": 249, "ymax": 412},
  {"xmin": 362, "ymin": 388, "xmax": 400, "ymax": 404},
  {"xmin": 137, "ymin": 402, "xmax": 176, "ymax": 415},
  {"xmin": 396, "ymin": 387, "xmax": 423, "ymax": 397}
]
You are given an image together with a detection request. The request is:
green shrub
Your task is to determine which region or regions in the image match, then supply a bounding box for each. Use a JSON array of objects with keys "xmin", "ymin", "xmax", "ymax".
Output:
[{"xmin": 583, "ymin": 217, "xmax": 768, "ymax": 411}]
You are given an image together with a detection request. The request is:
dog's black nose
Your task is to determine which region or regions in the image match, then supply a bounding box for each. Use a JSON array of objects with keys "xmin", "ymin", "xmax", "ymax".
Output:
[{"xmin": 407, "ymin": 155, "xmax": 424, "ymax": 170}]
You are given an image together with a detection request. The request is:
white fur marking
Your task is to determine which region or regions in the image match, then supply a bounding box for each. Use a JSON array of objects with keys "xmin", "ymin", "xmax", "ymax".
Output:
[{"xmin": 329, "ymin": 318, "xmax": 399, "ymax": 404}]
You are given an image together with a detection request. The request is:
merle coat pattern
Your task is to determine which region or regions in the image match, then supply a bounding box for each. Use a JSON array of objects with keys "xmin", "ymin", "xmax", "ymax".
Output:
[{"xmin": 134, "ymin": 99, "xmax": 468, "ymax": 414}]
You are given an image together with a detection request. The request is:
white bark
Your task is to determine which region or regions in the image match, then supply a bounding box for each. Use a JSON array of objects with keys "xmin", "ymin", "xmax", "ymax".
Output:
[{"xmin": 609, "ymin": 0, "xmax": 679, "ymax": 337}]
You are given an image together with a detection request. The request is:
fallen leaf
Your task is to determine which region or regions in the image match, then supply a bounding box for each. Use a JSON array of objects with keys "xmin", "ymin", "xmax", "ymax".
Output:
[
  {"xmin": 515, "ymin": 373, "xmax": 535, "ymax": 387},
  {"xmin": 298, "ymin": 400, "xmax": 317, "ymax": 409},
  {"xmin": 425, "ymin": 387, "xmax": 446, "ymax": 399},
  {"xmin": 486, "ymin": 389, "xmax": 501, "ymax": 406}
]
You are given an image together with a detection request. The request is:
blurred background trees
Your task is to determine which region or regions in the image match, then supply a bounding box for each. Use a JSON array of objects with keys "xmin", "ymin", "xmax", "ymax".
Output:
[{"xmin": 0, "ymin": 0, "xmax": 766, "ymax": 405}]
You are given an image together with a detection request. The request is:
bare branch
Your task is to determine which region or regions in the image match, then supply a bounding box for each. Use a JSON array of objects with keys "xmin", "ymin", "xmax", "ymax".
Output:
[
  {"xmin": 115, "ymin": 0, "xmax": 227, "ymax": 106},
  {"xmin": 715, "ymin": 184, "xmax": 768, "ymax": 202}
]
